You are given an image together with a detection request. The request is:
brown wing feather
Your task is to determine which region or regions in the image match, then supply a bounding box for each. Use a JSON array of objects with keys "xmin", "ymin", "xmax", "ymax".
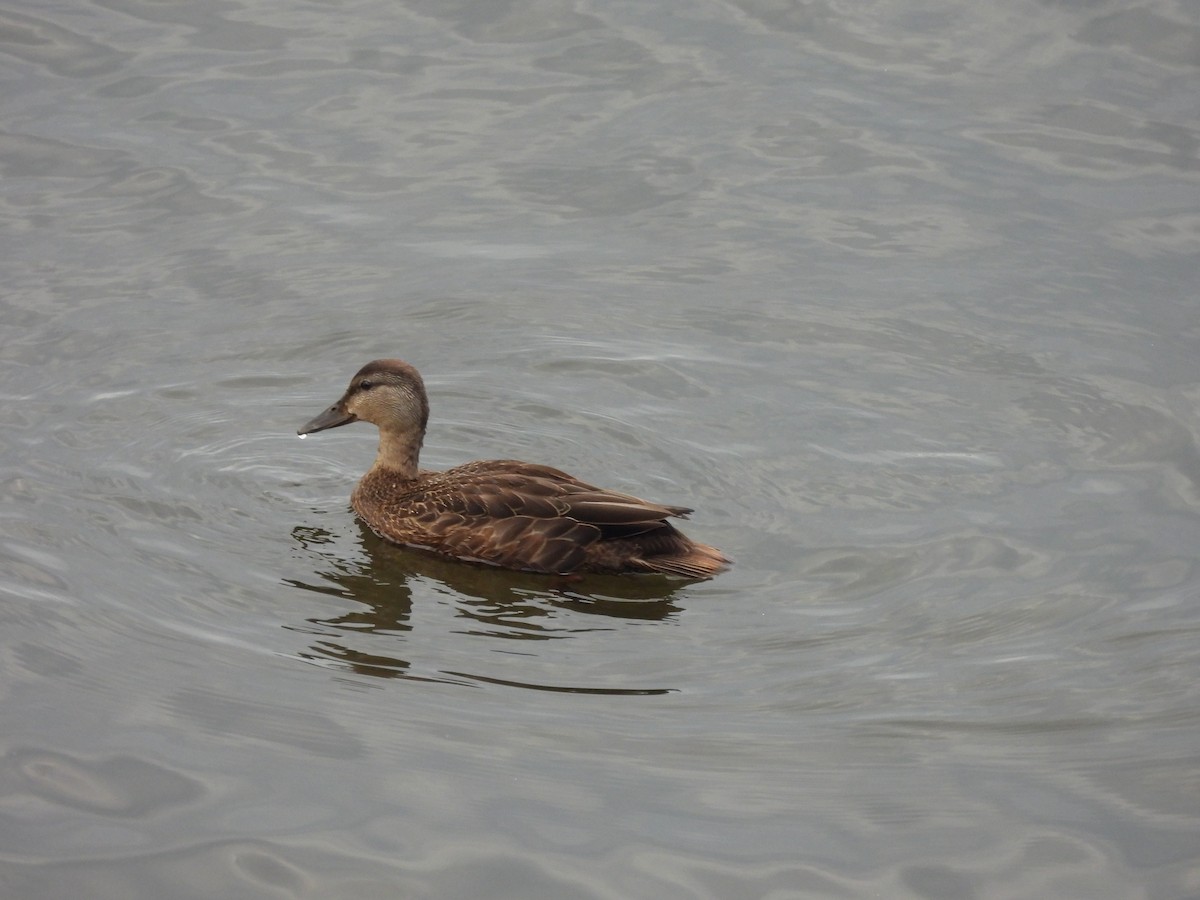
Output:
[{"xmin": 352, "ymin": 459, "xmax": 727, "ymax": 576}]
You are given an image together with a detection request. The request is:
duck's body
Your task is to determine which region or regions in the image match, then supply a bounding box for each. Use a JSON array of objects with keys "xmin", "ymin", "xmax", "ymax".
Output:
[{"xmin": 299, "ymin": 359, "xmax": 729, "ymax": 578}]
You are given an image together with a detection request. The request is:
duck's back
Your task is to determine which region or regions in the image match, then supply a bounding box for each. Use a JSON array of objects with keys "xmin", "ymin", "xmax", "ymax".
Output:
[{"xmin": 351, "ymin": 460, "xmax": 728, "ymax": 577}]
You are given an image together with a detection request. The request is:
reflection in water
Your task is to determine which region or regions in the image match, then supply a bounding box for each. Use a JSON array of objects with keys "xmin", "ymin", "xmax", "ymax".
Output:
[
  {"xmin": 285, "ymin": 522, "xmax": 683, "ymax": 689},
  {"xmin": 441, "ymin": 670, "xmax": 672, "ymax": 695}
]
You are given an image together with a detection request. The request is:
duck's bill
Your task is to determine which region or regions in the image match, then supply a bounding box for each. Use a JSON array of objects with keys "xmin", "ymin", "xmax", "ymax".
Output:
[{"xmin": 298, "ymin": 404, "xmax": 356, "ymax": 435}]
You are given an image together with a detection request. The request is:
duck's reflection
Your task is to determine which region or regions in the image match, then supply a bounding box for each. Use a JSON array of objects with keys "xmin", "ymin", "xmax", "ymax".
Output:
[{"xmin": 285, "ymin": 522, "xmax": 688, "ymax": 689}]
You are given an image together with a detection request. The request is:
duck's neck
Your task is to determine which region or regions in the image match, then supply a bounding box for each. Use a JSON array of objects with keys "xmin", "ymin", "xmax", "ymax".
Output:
[{"xmin": 370, "ymin": 427, "xmax": 423, "ymax": 480}]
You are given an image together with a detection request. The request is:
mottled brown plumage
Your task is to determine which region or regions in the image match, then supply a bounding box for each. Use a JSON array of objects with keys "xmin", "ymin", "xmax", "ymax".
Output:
[{"xmin": 298, "ymin": 359, "xmax": 729, "ymax": 578}]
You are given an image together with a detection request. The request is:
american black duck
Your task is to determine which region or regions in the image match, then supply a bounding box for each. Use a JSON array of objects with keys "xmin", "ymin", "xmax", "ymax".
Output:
[{"xmin": 298, "ymin": 359, "xmax": 729, "ymax": 578}]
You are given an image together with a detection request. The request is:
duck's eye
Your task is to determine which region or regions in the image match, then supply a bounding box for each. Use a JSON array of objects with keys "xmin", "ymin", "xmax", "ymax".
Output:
[{"xmin": 358, "ymin": 380, "xmax": 374, "ymax": 391}]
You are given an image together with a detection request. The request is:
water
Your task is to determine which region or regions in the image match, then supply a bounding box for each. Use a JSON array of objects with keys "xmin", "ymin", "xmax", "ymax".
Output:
[{"xmin": 3, "ymin": 0, "xmax": 1199, "ymax": 896}]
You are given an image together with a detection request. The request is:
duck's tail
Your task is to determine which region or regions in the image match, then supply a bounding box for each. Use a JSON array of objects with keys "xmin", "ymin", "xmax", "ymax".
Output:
[{"xmin": 643, "ymin": 541, "xmax": 731, "ymax": 579}]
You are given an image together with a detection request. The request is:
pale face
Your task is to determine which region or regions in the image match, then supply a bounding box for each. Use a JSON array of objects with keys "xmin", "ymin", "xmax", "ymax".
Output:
[{"xmin": 298, "ymin": 359, "xmax": 428, "ymax": 437}]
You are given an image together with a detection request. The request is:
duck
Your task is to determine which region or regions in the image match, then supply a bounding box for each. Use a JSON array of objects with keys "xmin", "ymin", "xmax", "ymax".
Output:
[{"xmin": 298, "ymin": 359, "xmax": 730, "ymax": 578}]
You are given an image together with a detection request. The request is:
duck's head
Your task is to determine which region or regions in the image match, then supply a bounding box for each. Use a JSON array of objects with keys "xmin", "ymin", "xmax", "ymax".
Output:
[{"xmin": 298, "ymin": 359, "xmax": 429, "ymax": 437}]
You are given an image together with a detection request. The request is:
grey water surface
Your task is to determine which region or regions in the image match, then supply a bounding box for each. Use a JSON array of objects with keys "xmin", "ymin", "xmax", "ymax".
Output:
[{"xmin": 3, "ymin": 0, "xmax": 1199, "ymax": 897}]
